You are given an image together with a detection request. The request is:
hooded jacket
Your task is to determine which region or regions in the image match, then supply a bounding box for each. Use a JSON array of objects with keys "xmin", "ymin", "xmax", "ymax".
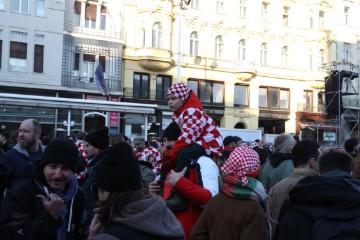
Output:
[
  {"xmin": 93, "ymin": 195, "xmax": 185, "ymax": 240},
  {"xmin": 275, "ymin": 170, "xmax": 360, "ymax": 240},
  {"xmin": 170, "ymin": 91, "xmax": 223, "ymax": 162},
  {"xmin": 259, "ymin": 152, "xmax": 294, "ymax": 192},
  {"xmin": 0, "ymin": 169, "xmax": 85, "ymax": 240}
]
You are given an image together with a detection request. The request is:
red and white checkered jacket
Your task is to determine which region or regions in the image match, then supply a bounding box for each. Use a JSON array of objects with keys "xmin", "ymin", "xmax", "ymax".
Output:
[
  {"xmin": 75, "ymin": 140, "xmax": 89, "ymax": 180},
  {"xmin": 171, "ymin": 91, "xmax": 223, "ymax": 161},
  {"xmin": 134, "ymin": 146, "xmax": 162, "ymax": 174}
]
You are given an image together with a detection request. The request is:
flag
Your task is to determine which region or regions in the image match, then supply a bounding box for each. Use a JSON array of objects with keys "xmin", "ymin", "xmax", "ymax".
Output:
[{"xmin": 95, "ymin": 63, "xmax": 109, "ymax": 96}]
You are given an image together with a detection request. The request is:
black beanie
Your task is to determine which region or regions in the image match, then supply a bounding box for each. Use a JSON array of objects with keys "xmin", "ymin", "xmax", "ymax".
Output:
[
  {"xmin": 85, "ymin": 127, "xmax": 109, "ymax": 150},
  {"xmin": 40, "ymin": 138, "xmax": 80, "ymax": 172},
  {"xmin": 163, "ymin": 122, "xmax": 181, "ymax": 141},
  {"xmin": 95, "ymin": 142, "xmax": 141, "ymax": 193}
]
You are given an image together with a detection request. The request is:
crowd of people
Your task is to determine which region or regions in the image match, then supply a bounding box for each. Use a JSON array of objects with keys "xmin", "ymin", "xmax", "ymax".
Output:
[{"xmin": 0, "ymin": 82, "xmax": 360, "ymax": 239}]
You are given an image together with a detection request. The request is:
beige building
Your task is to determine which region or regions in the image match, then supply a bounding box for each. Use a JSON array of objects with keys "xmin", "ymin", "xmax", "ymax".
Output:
[{"xmin": 121, "ymin": 0, "xmax": 360, "ymax": 145}]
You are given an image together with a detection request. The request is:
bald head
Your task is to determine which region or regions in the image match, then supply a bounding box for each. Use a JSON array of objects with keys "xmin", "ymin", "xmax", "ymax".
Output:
[{"xmin": 18, "ymin": 119, "xmax": 41, "ymax": 152}]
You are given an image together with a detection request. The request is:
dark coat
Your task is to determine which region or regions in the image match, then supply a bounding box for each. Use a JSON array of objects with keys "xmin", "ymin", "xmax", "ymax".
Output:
[
  {"xmin": 0, "ymin": 143, "xmax": 45, "ymax": 190},
  {"xmin": 0, "ymin": 177, "xmax": 85, "ymax": 240},
  {"xmin": 275, "ymin": 171, "xmax": 360, "ymax": 240}
]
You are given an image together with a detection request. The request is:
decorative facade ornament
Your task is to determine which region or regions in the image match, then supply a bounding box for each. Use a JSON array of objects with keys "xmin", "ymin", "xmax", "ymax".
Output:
[
  {"xmin": 234, "ymin": 26, "xmax": 254, "ymax": 39},
  {"xmin": 186, "ymin": 16, "xmax": 208, "ymax": 32},
  {"xmin": 211, "ymin": 21, "xmax": 231, "ymax": 36},
  {"xmin": 258, "ymin": 29, "xmax": 275, "ymax": 42},
  {"xmin": 279, "ymin": 33, "xmax": 296, "ymax": 46}
]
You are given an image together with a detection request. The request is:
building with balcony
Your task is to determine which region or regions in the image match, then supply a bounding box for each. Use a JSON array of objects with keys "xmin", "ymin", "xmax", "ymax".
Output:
[
  {"xmin": 0, "ymin": 0, "xmax": 157, "ymax": 138},
  {"xmin": 121, "ymin": 0, "xmax": 360, "ymax": 145}
]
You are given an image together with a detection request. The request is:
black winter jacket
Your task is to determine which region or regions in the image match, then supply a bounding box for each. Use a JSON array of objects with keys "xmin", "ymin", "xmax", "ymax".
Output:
[
  {"xmin": 275, "ymin": 171, "xmax": 360, "ymax": 240},
  {"xmin": 0, "ymin": 177, "xmax": 85, "ymax": 240}
]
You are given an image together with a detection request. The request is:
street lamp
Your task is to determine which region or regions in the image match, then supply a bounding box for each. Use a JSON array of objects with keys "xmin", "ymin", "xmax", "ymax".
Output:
[{"xmin": 63, "ymin": 120, "xmax": 75, "ymax": 136}]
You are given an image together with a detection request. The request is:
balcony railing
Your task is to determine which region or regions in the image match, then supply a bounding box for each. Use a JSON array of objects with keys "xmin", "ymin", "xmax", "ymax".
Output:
[
  {"xmin": 62, "ymin": 76, "xmax": 122, "ymax": 94},
  {"xmin": 297, "ymin": 103, "xmax": 326, "ymax": 113}
]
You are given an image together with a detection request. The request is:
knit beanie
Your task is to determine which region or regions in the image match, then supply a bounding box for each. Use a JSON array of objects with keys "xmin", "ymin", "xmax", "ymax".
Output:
[
  {"xmin": 40, "ymin": 138, "xmax": 80, "ymax": 172},
  {"xmin": 95, "ymin": 142, "xmax": 141, "ymax": 193},
  {"xmin": 163, "ymin": 122, "xmax": 181, "ymax": 141},
  {"xmin": 221, "ymin": 146, "xmax": 260, "ymax": 186},
  {"xmin": 167, "ymin": 82, "xmax": 191, "ymax": 102},
  {"xmin": 85, "ymin": 127, "xmax": 109, "ymax": 150}
]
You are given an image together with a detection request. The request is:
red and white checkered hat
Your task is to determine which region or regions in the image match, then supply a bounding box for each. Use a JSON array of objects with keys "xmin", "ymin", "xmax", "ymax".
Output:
[
  {"xmin": 167, "ymin": 82, "xmax": 191, "ymax": 102},
  {"xmin": 221, "ymin": 146, "xmax": 260, "ymax": 186}
]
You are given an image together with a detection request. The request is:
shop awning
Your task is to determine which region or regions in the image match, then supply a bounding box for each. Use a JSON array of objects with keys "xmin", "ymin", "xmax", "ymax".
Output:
[{"xmin": 0, "ymin": 93, "xmax": 158, "ymax": 114}]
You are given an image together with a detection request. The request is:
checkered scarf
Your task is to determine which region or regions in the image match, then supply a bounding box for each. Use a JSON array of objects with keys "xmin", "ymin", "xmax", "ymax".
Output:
[
  {"xmin": 167, "ymin": 82, "xmax": 191, "ymax": 102},
  {"xmin": 221, "ymin": 146, "xmax": 260, "ymax": 186},
  {"xmin": 221, "ymin": 174, "xmax": 274, "ymax": 240}
]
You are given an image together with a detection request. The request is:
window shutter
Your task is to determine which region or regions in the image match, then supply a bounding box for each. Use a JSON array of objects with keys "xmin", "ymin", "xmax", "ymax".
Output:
[
  {"xmin": 85, "ymin": 4, "xmax": 97, "ymax": 20},
  {"xmin": 101, "ymin": 5, "xmax": 107, "ymax": 14},
  {"xmin": 74, "ymin": 1, "xmax": 81, "ymax": 14}
]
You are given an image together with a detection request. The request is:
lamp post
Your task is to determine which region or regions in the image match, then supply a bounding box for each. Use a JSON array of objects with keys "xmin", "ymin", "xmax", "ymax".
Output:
[{"xmin": 176, "ymin": 0, "xmax": 190, "ymax": 83}]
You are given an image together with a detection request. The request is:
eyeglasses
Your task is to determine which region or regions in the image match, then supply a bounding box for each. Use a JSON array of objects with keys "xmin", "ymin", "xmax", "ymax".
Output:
[{"xmin": 91, "ymin": 183, "xmax": 98, "ymax": 195}]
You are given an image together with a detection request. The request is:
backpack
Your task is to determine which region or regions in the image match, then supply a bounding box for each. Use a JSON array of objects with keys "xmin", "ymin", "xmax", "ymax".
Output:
[{"xmin": 311, "ymin": 215, "xmax": 360, "ymax": 240}]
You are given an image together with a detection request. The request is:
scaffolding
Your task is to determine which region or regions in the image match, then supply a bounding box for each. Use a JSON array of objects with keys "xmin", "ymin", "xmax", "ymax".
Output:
[{"xmin": 321, "ymin": 61, "xmax": 360, "ymax": 146}]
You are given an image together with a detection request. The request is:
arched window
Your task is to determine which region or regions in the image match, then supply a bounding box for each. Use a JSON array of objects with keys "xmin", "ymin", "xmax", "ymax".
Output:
[
  {"xmin": 152, "ymin": 22, "xmax": 163, "ymax": 48},
  {"xmin": 190, "ymin": 32, "xmax": 199, "ymax": 56},
  {"xmin": 238, "ymin": 39, "xmax": 246, "ymax": 61},
  {"xmin": 215, "ymin": 35, "xmax": 223, "ymax": 59},
  {"xmin": 260, "ymin": 43, "xmax": 267, "ymax": 65}
]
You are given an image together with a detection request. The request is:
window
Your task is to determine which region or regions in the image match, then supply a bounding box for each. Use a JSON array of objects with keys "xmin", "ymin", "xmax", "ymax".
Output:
[
  {"xmin": 344, "ymin": 43, "xmax": 350, "ymax": 61},
  {"xmin": 100, "ymin": 5, "xmax": 107, "ymax": 30},
  {"xmin": 239, "ymin": 0, "xmax": 246, "ymax": 18},
  {"xmin": 9, "ymin": 41, "xmax": 27, "ymax": 72},
  {"xmin": 308, "ymin": 49, "xmax": 313, "ymax": 70},
  {"xmin": 303, "ymin": 90, "xmax": 313, "ymax": 111},
  {"xmin": 318, "ymin": 11, "xmax": 324, "ymax": 28},
  {"xmin": 190, "ymin": 32, "xmax": 199, "ymax": 56},
  {"xmin": 188, "ymin": 79, "xmax": 224, "ymax": 104},
  {"xmin": 33, "ymin": 44, "xmax": 44, "ymax": 73},
  {"xmin": 260, "ymin": 43, "xmax": 267, "ymax": 65},
  {"xmin": 10, "ymin": 31, "xmax": 28, "ymax": 40},
  {"xmin": 85, "ymin": 3, "xmax": 97, "ymax": 29},
  {"xmin": 152, "ymin": 22, "xmax": 163, "ymax": 48},
  {"xmin": 133, "ymin": 73, "xmax": 149, "ymax": 99},
  {"xmin": 309, "ymin": 10, "xmax": 313, "ymax": 28},
  {"xmin": 318, "ymin": 49, "xmax": 325, "ymax": 67},
  {"xmin": 0, "ymin": 0, "xmax": 4, "ymax": 10},
  {"xmin": 282, "ymin": 46, "xmax": 288, "ymax": 67},
  {"xmin": 234, "ymin": 84, "xmax": 248, "ymax": 106},
  {"xmin": 0, "ymin": 40, "xmax": 2, "ymax": 69},
  {"xmin": 238, "ymin": 39, "xmax": 246, "ymax": 61},
  {"xmin": 191, "ymin": 0, "xmax": 199, "ymax": 9},
  {"xmin": 82, "ymin": 54, "xmax": 95, "ymax": 82},
  {"xmin": 74, "ymin": 52, "xmax": 80, "ymax": 70},
  {"xmin": 283, "ymin": 7, "xmax": 289, "ymax": 26},
  {"xmin": 216, "ymin": 0, "xmax": 224, "ymax": 13},
  {"xmin": 259, "ymin": 87, "xmax": 289, "ymax": 109},
  {"xmin": 187, "ymin": 80, "xmax": 198, "ymax": 95},
  {"xmin": 74, "ymin": 1, "xmax": 81, "ymax": 26},
  {"xmin": 215, "ymin": 35, "xmax": 223, "ymax": 59},
  {"xmin": 12, "ymin": 0, "xmax": 29, "ymax": 14},
  {"xmin": 156, "ymin": 75, "xmax": 172, "ymax": 100},
  {"xmin": 344, "ymin": 7, "xmax": 349, "ymax": 25},
  {"xmin": 34, "ymin": 34, "xmax": 44, "ymax": 42},
  {"xmin": 36, "ymin": 0, "xmax": 45, "ymax": 16},
  {"xmin": 262, "ymin": 2, "xmax": 269, "ymax": 21}
]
